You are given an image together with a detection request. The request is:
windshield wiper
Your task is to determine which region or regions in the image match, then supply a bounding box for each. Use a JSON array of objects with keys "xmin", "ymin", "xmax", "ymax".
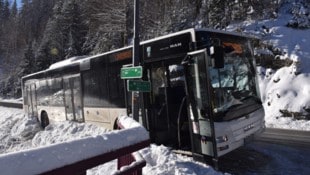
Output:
[{"xmin": 241, "ymin": 95, "xmax": 261, "ymax": 103}]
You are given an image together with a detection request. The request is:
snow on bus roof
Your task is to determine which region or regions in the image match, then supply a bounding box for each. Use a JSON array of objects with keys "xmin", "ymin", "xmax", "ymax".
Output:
[{"xmin": 49, "ymin": 56, "xmax": 88, "ymax": 70}]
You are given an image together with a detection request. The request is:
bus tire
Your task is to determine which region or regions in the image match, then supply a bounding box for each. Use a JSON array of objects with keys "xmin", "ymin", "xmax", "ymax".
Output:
[
  {"xmin": 113, "ymin": 119, "xmax": 119, "ymax": 130},
  {"xmin": 41, "ymin": 111, "xmax": 50, "ymax": 129}
]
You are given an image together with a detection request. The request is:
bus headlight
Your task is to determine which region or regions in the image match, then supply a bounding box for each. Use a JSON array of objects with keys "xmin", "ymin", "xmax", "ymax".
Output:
[{"xmin": 216, "ymin": 135, "xmax": 228, "ymax": 143}]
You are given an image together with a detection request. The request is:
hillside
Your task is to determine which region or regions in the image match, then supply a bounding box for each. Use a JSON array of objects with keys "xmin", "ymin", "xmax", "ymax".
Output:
[
  {"xmin": 0, "ymin": 0, "xmax": 283, "ymax": 97},
  {"xmin": 0, "ymin": 0, "xmax": 309, "ymax": 125},
  {"xmin": 229, "ymin": 2, "xmax": 310, "ymax": 129}
]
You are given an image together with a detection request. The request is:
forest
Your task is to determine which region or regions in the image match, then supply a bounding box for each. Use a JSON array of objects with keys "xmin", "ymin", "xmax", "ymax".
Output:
[{"xmin": 0, "ymin": 0, "xmax": 303, "ymax": 98}]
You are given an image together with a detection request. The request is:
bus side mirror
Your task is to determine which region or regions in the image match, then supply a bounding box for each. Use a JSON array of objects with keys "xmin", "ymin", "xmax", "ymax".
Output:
[{"xmin": 211, "ymin": 46, "xmax": 224, "ymax": 69}]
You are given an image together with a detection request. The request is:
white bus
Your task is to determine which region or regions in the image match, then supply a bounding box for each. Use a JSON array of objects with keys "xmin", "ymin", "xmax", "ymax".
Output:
[{"xmin": 22, "ymin": 28, "xmax": 265, "ymax": 166}]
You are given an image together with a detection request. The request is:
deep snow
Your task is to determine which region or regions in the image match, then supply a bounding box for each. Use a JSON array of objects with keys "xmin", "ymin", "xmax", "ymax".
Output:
[
  {"xmin": 1, "ymin": 106, "xmax": 309, "ymax": 175},
  {"xmin": 0, "ymin": 106, "xmax": 223, "ymax": 175},
  {"xmin": 227, "ymin": 2, "xmax": 310, "ymax": 130}
]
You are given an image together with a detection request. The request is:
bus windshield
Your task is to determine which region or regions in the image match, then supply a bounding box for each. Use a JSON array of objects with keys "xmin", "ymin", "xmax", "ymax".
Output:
[{"xmin": 209, "ymin": 40, "xmax": 258, "ymax": 114}]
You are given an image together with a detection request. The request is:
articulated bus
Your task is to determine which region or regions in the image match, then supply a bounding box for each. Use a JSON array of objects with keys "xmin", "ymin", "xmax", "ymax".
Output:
[{"xmin": 22, "ymin": 28, "xmax": 264, "ymax": 166}]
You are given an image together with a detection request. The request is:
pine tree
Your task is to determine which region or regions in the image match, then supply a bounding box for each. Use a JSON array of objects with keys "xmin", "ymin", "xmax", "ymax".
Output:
[
  {"xmin": 81, "ymin": 0, "xmax": 132, "ymax": 54},
  {"xmin": 61, "ymin": 0, "xmax": 88, "ymax": 58},
  {"xmin": 2, "ymin": 0, "xmax": 10, "ymax": 21},
  {"xmin": 11, "ymin": 0, "xmax": 17, "ymax": 18},
  {"xmin": 35, "ymin": 0, "xmax": 65, "ymax": 69},
  {"xmin": 18, "ymin": 42, "xmax": 35, "ymax": 76},
  {"xmin": 0, "ymin": 0, "xmax": 3, "ymax": 21}
]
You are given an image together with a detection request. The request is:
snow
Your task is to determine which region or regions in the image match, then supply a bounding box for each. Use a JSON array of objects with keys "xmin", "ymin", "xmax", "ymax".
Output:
[
  {"xmin": 0, "ymin": 115, "xmax": 148, "ymax": 175},
  {"xmin": 257, "ymin": 66, "xmax": 310, "ymax": 130},
  {"xmin": 49, "ymin": 56, "xmax": 88, "ymax": 70},
  {"xmin": 226, "ymin": 3, "xmax": 310, "ymax": 131},
  {"xmin": 0, "ymin": 106, "xmax": 223, "ymax": 175}
]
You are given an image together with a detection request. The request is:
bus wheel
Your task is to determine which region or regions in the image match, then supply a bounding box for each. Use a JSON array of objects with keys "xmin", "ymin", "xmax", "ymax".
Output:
[
  {"xmin": 113, "ymin": 119, "xmax": 120, "ymax": 130},
  {"xmin": 41, "ymin": 112, "xmax": 50, "ymax": 129}
]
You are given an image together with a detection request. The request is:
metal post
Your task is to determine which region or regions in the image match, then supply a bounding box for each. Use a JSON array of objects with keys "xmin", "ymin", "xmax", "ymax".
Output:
[{"xmin": 132, "ymin": 0, "xmax": 140, "ymax": 121}]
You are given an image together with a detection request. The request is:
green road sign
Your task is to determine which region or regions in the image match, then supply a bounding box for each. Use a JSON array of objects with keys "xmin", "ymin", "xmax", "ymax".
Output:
[
  {"xmin": 121, "ymin": 66, "xmax": 142, "ymax": 79},
  {"xmin": 127, "ymin": 80, "xmax": 151, "ymax": 92}
]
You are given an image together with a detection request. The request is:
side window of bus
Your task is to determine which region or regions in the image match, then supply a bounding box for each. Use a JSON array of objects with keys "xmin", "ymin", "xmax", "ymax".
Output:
[
  {"xmin": 47, "ymin": 79, "xmax": 53, "ymax": 105},
  {"xmin": 37, "ymin": 80, "xmax": 48, "ymax": 106},
  {"xmin": 50, "ymin": 78, "xmax": 64, "ymax": 106},
  {"xmin": 108, "ymin": 64, "xmax": 125, "ymax": 107},
  {"xmin": 83, "ymin": 70, "xmax": 105, "ymax": 107},
  {"xmin": 97, "ymin": 68, "xmax": 109, "ymax": 106},
  {"xmin": 23, "ymin": 84, "xmax": 28, "ymax": 105}
]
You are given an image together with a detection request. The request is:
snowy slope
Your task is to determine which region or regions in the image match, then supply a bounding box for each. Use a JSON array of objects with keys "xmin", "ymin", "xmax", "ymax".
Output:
[{"xmin": 227, "ymin": 2, "xmax": 310, "ymax": 130}]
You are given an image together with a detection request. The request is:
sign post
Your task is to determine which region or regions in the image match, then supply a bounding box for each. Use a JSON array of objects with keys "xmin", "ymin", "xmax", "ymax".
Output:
[{"xmin": 132, "ymin": 0, "xmax": 140, "ymax": 121}]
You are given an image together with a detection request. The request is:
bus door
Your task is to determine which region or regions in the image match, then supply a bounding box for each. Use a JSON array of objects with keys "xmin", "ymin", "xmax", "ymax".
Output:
[
  {"xmin": 63, "ymin": 75, "xmax": 83, "ymax": 122},
  {"xmin": 146, "ymin": 62, "xmax": 189, "ymax": 147},
  {"xmin": 30, "ymin": 83, "xmax": 38, "ymax": 117},
  {"xmin": 183, "ymin": 49, "xmax": 218, "ymax": 163},
  {"xmin": 26, "ymin": 83, "xmax": 37, "ymax": 117}
]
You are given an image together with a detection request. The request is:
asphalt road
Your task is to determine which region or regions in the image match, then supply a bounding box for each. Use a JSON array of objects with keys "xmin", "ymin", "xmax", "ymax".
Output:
[{"xmin": 219, "ymin": 141, "xmax": 310, "ymax": 175}]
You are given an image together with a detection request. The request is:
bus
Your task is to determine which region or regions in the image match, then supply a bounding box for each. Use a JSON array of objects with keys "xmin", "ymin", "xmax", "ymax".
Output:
[{"xmin": 22, "ymin": 28, "xmax": 265, "ymax": 166}]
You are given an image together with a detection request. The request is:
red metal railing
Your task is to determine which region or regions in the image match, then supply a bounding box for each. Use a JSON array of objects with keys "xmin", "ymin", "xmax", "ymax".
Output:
[{"xmin": 115, "ymin": 118, "xmax": 147, "ymax": 175}]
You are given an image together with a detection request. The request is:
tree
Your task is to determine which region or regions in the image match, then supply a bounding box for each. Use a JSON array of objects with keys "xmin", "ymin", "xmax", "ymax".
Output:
[
  {"xmin": 18, "ymin": 42, "xmax": 35, "ymax": 76},
  {"xmin": 11, "ymin": 0, "xmax": 17, "ymax": 18},
  {"xmin": 82, "ymin": 0, "xmax": 132, "ymax": 54},
  {"xmin": 2, "ymin": 0, "xmax": 9, "ymax": 21},
  {"xmin": 61, "ymin": 0, "xmax": 88, "ymax": 58}
]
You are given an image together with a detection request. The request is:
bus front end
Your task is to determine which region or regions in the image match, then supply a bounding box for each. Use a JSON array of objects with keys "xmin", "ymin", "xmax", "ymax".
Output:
[
  {"xmin": 214, "ymin": 107, "xmax": 265, "ymax": 156},
  {"xmin": 183, "ymin": 30, "xmax": 265, "ymax": 166}
]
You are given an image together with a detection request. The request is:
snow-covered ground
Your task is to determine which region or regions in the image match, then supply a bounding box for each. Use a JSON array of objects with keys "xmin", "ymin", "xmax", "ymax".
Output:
[
  {"xmin": 227, "ymin": 2, "xmax": 310, "ymax": 130},
  {"xmin": 0, "ymin": 106, "xmax": 223, "ymax": 175},
  {"xmin": 1, "ymin": 106, "xmax": 309, "ymax": 175}
]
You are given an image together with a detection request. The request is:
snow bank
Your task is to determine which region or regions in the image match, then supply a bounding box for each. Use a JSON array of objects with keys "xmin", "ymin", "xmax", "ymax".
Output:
[
  {"xmin": 227, "ymin": 3, "xmax": 310, "ymax": 130},
  {"xmin": 0, "ymin": 107, "xmax": 223, "ymax": 175},
  {"xmin": 258, "ymin": 66, "xmax": 310, "ymax": 130},
  {"xmin": 140, "ymin": 145, "xmax": 222, "ymax": 175},
  {"xmin": 0, "ymin": 116, "xmax": 149, "ymax": 175}
]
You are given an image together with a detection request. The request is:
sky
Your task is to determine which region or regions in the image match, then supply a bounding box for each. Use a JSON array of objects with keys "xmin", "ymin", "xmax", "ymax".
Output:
[{"xmin": 9, "ymin": 0, "xmax": 22, "ymax": 8}]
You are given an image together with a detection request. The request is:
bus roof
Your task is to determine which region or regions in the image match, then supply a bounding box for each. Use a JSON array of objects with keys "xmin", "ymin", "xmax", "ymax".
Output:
[{"xmin": 22, "ymin": 28, "xmax": 256, "ymax": 81}]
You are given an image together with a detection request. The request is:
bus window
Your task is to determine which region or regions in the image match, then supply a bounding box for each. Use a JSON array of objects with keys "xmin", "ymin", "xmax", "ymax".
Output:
[
  {"xmin": 97, "ymin": 68, "xmax": 109, "ymax": 107},
  {"xmin": 169, "ymin": 65, "xmax": 185, "ymax": 87},
  {"xmin": 108, "ymin": 64, "xmax": 125, "ymax": 107},
  {"xmin": 37, "ymin": 80, "xmax": 49, "ymax": 106},
  {"xmin": 209, "ymin": 43, "xmax": 257, "ymax": 114},
  {"xmin": 83, "ymin": 70, "xmax": 104, "ymax": 107},
  {"xmin": 72, "ymin": 76, "xmax": 83, "ymax": 122},
  {"xmin": 23, "ymin": 85, "xmax": 28, "ymax": 105},
  {"xmin": 50, "ymin": 78, "xmax": 64, "ymax": 106},
  {"xmin": 151, "ymin": 67, "xmax": 167, "ymax": 95}
]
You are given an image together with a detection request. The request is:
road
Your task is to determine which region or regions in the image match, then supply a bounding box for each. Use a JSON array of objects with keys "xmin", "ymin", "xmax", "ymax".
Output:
[{"xmin": 219, "ymin": 141, "xmax": 310, "ymax": 175}]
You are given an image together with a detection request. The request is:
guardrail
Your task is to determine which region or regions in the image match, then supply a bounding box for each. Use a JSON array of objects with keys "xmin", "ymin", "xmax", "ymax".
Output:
[
  {"xmin": 0, "ymin": 100, "xmax": 23, "ymax": 109},
  {"xmin": 0, "ymin": 116, "xmax": 150, "ymax": 175},
  {"xmin": 115, "ymin": 117, "xmax": 148, "ymax": 175}
]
